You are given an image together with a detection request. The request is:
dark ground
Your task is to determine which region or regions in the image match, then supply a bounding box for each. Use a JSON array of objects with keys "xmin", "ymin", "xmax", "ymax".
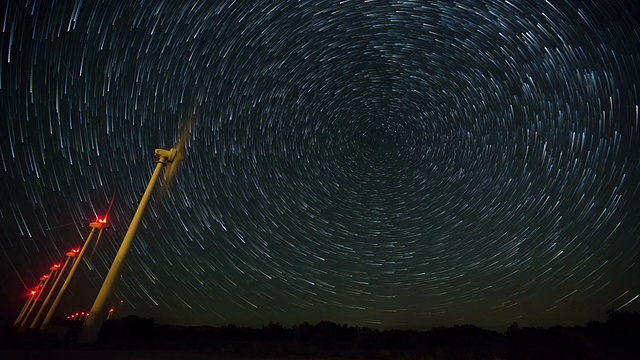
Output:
[{"xmin": 2, "ymin": 310, "xmax": 639, "ymax": 360}]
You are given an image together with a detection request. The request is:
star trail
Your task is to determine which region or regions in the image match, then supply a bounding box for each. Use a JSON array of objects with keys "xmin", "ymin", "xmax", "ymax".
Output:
[{"xmin": 1, "ymin": 0, "xmax": 639, "ymax": 331}]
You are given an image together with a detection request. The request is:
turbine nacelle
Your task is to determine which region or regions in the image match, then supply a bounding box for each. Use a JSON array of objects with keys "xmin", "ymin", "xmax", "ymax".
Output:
[{"xmin": 154, "ymin": 147, "xmax": 184, "ymax": 164}]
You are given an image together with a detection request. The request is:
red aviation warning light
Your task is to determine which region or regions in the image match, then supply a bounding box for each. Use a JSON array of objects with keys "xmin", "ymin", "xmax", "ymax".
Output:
[
  {"xmin": 106, "ymin": 307, "xmax": 115, "ymax": 320},
  {"xmin": 90, "ymin": 217, "xmax": 110, "ymax": 229},
  {"xmin": 30, "ymin": 282, "xmax": 43, "ymax": 295},
  {"xmin": 94, "ymin": 215, "xmax": 108, "ymax": 225},
  {"xmin": 67, "ymin": 248, "xmax": 80, "ymax": 257}
]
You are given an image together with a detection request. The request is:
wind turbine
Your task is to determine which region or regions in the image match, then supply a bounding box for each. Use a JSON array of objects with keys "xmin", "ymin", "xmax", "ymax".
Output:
[
  {"xmin": 20, "ymin": 265, "xmax": 58, "ymax": 327},
  {"xmin": 91, "ymin": 192, "xmax": 116, "ymax": 258},
  {"xmin": 40, "ymin": 208, "xmax": 112, "ymax": 330},
  {"xmin": 14, "ymin": 282, "xmax": 44, "ymax": 327},
  {"xmin": 29, "ymin": 248, "xmax": 79, "ymax": 329},
  {"xmin": 78, "ymin": 115, "xmax": 194, "ymax": 345}
]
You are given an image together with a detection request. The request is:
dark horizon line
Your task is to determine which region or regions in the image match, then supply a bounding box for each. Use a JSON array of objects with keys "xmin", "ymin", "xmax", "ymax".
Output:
[{"xmin": 36, "ymin": 308, "xmax": 638, "ymax": 335}]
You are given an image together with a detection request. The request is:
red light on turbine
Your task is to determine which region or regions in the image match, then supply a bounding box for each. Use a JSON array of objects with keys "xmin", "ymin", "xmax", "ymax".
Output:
[{"xmin": 90, "ymin": 216, "xmax": 110, "ymax": 228}]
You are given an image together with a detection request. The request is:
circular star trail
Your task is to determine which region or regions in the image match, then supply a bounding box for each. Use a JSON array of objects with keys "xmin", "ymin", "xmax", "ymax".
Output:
[{"xmin": 1, "ymin": 0, "xmax": 639, "ymax": 330}]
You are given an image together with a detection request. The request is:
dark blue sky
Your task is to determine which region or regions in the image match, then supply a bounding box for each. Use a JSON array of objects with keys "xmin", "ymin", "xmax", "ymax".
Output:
[{"xmin": 1, "ymin": 0, "xmax": 639, "ymax": 331}]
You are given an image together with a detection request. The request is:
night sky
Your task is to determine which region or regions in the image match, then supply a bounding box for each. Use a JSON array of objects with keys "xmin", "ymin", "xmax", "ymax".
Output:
[{"xmin": 1, "ymin": 0, "xmax": 639, "ymax": 332}]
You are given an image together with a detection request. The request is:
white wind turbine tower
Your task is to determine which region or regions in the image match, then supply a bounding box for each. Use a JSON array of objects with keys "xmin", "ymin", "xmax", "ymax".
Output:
[{"xmin": 78, "ymin": 114, "xmax": 195, "ymax": 344}]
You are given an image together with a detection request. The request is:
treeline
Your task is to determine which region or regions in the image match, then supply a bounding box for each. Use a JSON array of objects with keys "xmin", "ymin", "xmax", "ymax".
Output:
[
  {"xmin": 94, "ymin": 309, "xmax": 640, "ymax": 359},
  {"xmin": 3, "ymin": 310, "xmax": 639, "ymax": 359}
]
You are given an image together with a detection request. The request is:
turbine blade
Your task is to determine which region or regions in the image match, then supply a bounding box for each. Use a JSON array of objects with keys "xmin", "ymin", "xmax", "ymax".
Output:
[
  {"xmin": 163, "ymin": 162, "xmax": 179, "ymax": 190},
  {"xmin": 175, "ymin": 112, "xmax": 195, "ymax": 157},
  {"xmin": 158, "ymin": 110, "xmax": 195, "ymax": 203},
  {"xmin": 104, "ymin": 191, "xmax": 116, "ymax": 220}
]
